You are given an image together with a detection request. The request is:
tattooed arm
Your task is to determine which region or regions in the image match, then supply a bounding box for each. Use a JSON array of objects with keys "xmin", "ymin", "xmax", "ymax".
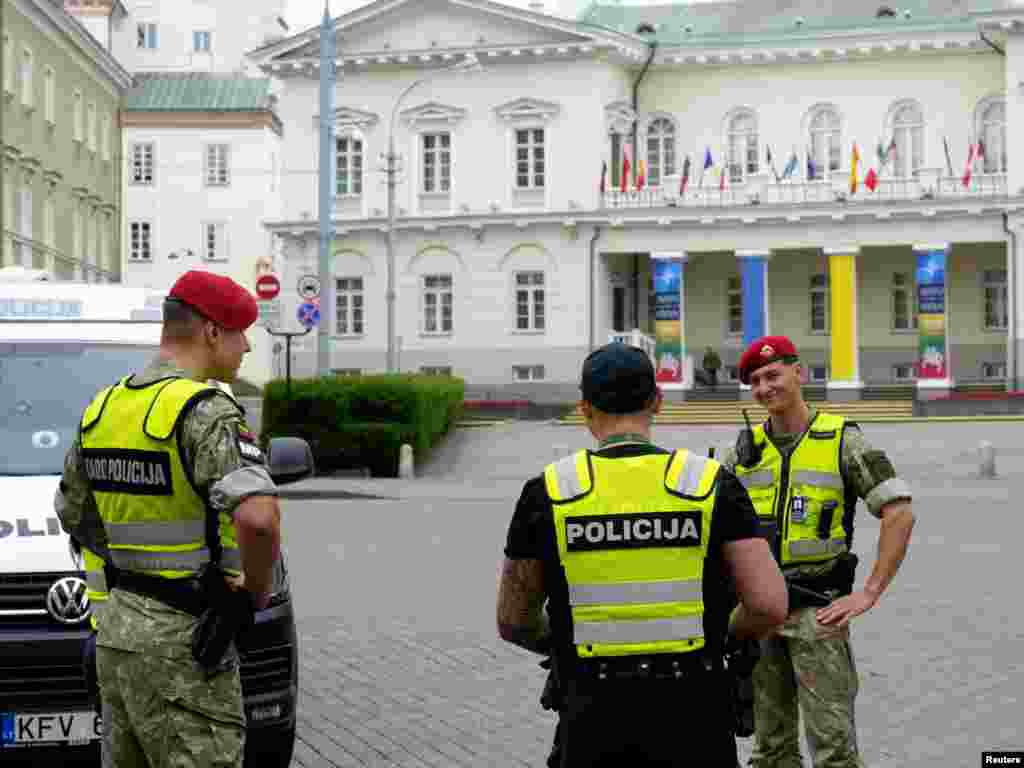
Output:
[{"xmin": 496, "ymin": 557, "xmax": 551, "ymax": 655}]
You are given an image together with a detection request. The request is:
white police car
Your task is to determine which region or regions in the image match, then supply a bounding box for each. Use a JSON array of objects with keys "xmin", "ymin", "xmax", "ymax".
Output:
[{"xmin": 0, "ymin": 274, "xmax": 305, "ymax": 766}]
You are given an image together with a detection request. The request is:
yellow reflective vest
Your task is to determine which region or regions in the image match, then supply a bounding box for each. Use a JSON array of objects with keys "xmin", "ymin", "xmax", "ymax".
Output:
[
  {"xmin": 79, "ymin": 376, "xmax": 241, "ymax": 581},
  {"xmin": 81, "ymin": 546, "xmax": 107, "ymax": 631},
  {"xmin": 733, "ymin": 412, "xmax": 852, "ymax": 567},
  {"xmin": 545, "ymin": 449, "xmax": 720, "ymax": 658}
]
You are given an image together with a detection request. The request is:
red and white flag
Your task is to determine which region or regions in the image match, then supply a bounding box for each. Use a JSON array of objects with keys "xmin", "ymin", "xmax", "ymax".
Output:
[{"xmin": 962, "ymin": 143, "xmax": 977, "ymax": 188}]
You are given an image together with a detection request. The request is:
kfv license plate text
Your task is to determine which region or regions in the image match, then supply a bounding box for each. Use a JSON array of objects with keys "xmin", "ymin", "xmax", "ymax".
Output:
[{"xmin": 1, "ymin": 711, "xmax": 101, "ymax": 747}]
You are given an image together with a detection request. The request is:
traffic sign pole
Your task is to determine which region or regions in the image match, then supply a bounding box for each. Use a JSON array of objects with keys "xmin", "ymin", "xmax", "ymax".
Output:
[{"xmin": 265, "ymin": 327, "xmax": 312, "ymax": 398}]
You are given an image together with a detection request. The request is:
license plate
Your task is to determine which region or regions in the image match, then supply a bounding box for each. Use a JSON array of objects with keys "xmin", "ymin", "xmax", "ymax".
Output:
[{"xmin": 1, "ymin": 711, "xmax": 101, "ymax": 747}]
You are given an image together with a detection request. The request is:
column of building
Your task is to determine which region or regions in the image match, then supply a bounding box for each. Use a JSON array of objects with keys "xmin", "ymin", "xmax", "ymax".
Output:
[{"xmin": 825, "ymin": 246, "xmax": 863, "ymax": 399}]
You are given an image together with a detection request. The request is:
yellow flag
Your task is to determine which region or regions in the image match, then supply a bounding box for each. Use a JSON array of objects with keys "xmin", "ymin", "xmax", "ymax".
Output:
[{"xmin": 850, "ymin": 142, "xmax": 861, "ymax": 194}]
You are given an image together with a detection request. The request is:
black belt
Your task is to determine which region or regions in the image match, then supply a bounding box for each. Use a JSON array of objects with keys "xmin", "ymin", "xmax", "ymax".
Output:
[
  {"xmin": 578, "ymin": 653, "xmax": 716, "ymax": 683},
  {"xmin": 114, "ymin": 571, "xmax": 207, "ymax": 617}
]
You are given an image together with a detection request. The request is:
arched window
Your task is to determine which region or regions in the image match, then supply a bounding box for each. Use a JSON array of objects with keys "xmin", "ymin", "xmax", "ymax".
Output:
[
  {"xmin": 646, "ymin": 117, "xmax": 675, "ymax": 186},
  {"xmin": 891, "ymin": 102, "xmax": 923, "ymax": 178},
  {"xmin": 727, "ymin": 110, "xmax": 758, "ymax": 183},
  {"xmin": 808, "ymin": 107, "xmax": 840, "ymax": 181},
  {"xmin": 981, "ymin": 100, "xmax": 1007, "ymax": 174}
]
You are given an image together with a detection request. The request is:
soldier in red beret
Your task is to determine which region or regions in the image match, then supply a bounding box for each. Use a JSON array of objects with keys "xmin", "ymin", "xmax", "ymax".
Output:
[
  {"xmin": 722, "ymin": 335, "xmax": 916, "ymax": 767},
  {"xmin": 56, "ymin": 269, "xmax": 279, "ymax": 768}
]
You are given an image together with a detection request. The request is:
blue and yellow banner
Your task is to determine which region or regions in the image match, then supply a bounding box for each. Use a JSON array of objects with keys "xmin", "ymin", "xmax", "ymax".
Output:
[
  {"xmin": 915, "ymin": 245, "xmax": 948, "ymax": 380},
  {"xmin": 652, "ymin": 257, "xmax": 682, "ymax": 383}
]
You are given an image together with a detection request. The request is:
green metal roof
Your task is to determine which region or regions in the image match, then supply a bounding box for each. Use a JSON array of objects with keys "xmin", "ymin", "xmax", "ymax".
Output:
[
  {"xmin": 124, "ymin": 74, "xmax": 274, "ymax": 112},
  {"xmin": 578, "ymin": 0, "xmax": 978, "ymax": 47}
]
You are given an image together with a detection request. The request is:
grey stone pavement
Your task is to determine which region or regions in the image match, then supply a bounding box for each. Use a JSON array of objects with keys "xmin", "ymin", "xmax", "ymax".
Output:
[{"xmin": 271, "ymin": 418, "xmax": 1024, "ymax": 768}]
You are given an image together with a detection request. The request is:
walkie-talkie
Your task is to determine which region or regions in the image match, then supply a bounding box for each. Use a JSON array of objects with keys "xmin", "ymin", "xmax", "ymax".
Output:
[{"xmin": 736, "ymin": 408, "xmax": 764, "ymax": 468}]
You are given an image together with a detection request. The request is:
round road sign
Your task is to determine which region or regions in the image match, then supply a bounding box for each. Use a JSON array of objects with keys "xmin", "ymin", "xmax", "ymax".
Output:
[
  {"xmin": 297, "ymin": 302, "xmax": 320, "ymax": 328},
  {"xmin": 255, "ymin": 274, "xmax": 281, "ymax": 300},
  {"xmin": 297, "ymin": 274, "xmax": 321, "ymax": 301}
]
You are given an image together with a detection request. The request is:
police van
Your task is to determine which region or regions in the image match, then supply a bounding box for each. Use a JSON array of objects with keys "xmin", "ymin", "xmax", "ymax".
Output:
[{"xmin": 0, "ymin": 269, "xmax": 302, "ymax": 766}]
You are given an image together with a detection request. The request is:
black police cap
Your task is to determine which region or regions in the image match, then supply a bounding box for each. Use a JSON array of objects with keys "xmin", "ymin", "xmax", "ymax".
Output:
[{"xmin": 580, "ymin": 343, "xmax": 657, "ymax": 414}]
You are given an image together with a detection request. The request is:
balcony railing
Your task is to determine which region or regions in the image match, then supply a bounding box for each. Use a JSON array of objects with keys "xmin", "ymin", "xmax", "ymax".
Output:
[
  {"xmin": 1, "ymin": 230, "xmax": 116, "ymax": 282},
  {"xmin": 602, "ymin": 171, "xmax": 1009, "ymax": 210}
]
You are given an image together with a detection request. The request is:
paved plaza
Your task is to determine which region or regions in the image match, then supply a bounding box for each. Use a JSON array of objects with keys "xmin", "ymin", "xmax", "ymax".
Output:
[{"xmin": 276, "ymin": 419, "xmax": 1024, "ymax": 768}]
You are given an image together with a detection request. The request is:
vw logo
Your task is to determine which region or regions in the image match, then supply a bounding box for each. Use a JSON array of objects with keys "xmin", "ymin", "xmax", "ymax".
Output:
[{"xmin": 46, "ymin": 577, "xmax": 91, "ymax": 625}]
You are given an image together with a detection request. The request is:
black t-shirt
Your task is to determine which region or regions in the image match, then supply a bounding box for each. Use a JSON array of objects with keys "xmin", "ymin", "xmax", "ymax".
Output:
[{"xmin": 504, "ymin": 443, "xmax": 760, "ymax": 673}]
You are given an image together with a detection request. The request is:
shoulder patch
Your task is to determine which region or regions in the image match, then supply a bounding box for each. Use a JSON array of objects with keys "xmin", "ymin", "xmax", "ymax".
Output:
[{"xmin": 236, "ymin": 425, "xmax": 264, "ymax": 464}]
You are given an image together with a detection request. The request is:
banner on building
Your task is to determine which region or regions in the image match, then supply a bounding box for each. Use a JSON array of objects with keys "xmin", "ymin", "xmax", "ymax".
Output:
[
  {"xmin": 914, "ymin": 244, "xmax": 948, "ymax": 380},
  {"xmin": 652, "ymin": 254, "xmax": 683, "ymax": 384}
]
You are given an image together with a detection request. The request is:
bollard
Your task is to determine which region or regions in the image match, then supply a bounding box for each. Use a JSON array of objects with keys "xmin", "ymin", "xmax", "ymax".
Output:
[
  {"xmin": 398, "ymin": 443, "xmax": 415, "ymax": 479},
  {"xmin": 978, "ymin": 441, "xmax": 997, "ymax": 478}
]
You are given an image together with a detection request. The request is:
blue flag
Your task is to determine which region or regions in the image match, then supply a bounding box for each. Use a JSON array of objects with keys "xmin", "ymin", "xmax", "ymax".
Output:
[
  {"xmin": 703, "ymin": 146, "xmax": 713, "ymax": 169},
  {"xmin": 781, "ymin": 150, "xmax": 798, "ymax": 180},
  {"xmin": 806, "ymin": 150, "xmax": 817, "ymax": 181}
]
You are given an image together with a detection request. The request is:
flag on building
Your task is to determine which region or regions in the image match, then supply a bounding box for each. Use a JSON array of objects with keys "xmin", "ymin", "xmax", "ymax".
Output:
[
  {"xmin": 767, "ymin": 145, "xmax": 779, "ymax": 182},
  {"xmin": 636, "ymin": 158, "xmax": 646, "ymax": 190},
  {"xmin": 943, "ymin": 137, "xmax": 954, "ymax": 177},
  {"xmin": 962, "ymin": 142, "xmax": 977, "ymax": 188},
  {"xmin": 781, "ymin": 149, "xmax": 798, "ymax": 180},
  {"xmin": 807, "ymin": 149, "xmax": 817, "ymax": 181},
  {"xmin": 850, "ymin": 142, "xmax": 861, "ymax": 194},
  {"xmin": 700, "ymin": 146, "xmax": 713, "ymax": 188},
  {"xmin": 600, "ymin": 160, "xmax": 607, "ymax": 193},
  {"xmin": 877, "ymin": 137, "xmax": 896, "ymax": 170},
  {"xmin": 680, "ymin": 155, "xmax": 691, "ymax": 194},
  {"xmin": 620, "ymin": 145, "xmax": 631, "ymax": 193},
  {"xmin": 864, "ymin": 166, "xmax": 879, "ymax": 192},
  {"xmin": 977, "ymin": 139, "xmax": 987, "ymax": 165},
  {"xmin": 719, "ymin": 165, "xmax": 727, "ymax": 191}
]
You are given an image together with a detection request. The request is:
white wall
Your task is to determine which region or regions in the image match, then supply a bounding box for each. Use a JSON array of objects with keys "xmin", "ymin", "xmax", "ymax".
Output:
[
  {"xmin": 110, "ymin": 0, "xmax": 287, "ymax": 74},
  {"xmin": 121, "ymin": 123, "xmax": 283, "ymax": 385}
]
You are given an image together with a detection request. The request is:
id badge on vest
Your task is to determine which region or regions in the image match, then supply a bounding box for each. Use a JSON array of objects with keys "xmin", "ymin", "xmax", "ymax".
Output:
[{"xmin": 790, "ymin": 496, "xmax": 807, "ymax": 524}]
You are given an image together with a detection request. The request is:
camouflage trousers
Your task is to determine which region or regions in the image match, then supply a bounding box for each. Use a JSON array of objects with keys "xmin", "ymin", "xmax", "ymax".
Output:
[
  {"xmin": 96, "ymin": 646, "xmax": 245, "ymax": 768},
  {"xmin": 749, "ymin": 607, "xmax": 866, "ymax": 768}
]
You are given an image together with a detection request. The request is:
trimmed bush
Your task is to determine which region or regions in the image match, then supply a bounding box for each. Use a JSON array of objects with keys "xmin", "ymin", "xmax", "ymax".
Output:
[{"xmin": 261, "ymin": 374, "xmax": 464, "ymax": 477}]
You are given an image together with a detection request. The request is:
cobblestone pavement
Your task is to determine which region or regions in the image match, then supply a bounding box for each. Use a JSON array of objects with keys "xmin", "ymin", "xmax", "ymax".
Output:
[{"xmin": 280, "ymin": 421, "xmax": 1024, "ymax": 768}]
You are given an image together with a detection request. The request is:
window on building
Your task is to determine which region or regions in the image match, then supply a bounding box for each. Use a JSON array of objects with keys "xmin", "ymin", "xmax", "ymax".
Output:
[
  {"xmin": 87, "ymin": 103, "xmax": 97, "ymax": 152},
  {"xmin": 810, "ymin": 273, "xmax": 829, "ymax": 333},
  {"xmin": 892, "ymin": 363, "xmax": 915, "ymax": 382},
  {"xmin": 129, "ymin": 221, "xmax": 152, "ymax": 261},
  {"xmin": 727, "ymin": 110, "xmax": 758, "ymax": 183},
  {"xmin": 421, "ymin": 133, "xmax": 451, "ymax": 194},
  {"xmin": 72, "ymin": 204, "xmax": 82, "ymax": 264},
  {"xmin": 99, "ymin": 215, "xmax": 108, "ymax": 272},
  {"xmin": 727, "ymin": 276, "xmax": 742, "ymax": 335},
  {"xmin": 193, "ymin": 31, "xmax": 212, "ymax": 52},
  {"xmin": 647, "ymin": 118, "xmax": 675, "ymax": 187},
  {"xmin": 808, "ymin": 365, "xmax": 829, "ymax": 383},
  {"xmin": 43, "ymin": 195, "xmax": 55, "ymax": 249},
  {"xmin": 983, "ymin": 268, "xmax": 1008, "ymax": 330},
  {"xmin": 335, "ymin": 277, "xmax": 364, "ymax": 336},
  {"xmin": 514, "ymin": 271, "xmax": 545, "ymax": 332},
  {"xmin": 981, "ymin": 361, "xmax": 1007, "ymax": 380},
  {"xmin": 131, "ymin": 143, "xmax": 155, "ymax": 185},
  {"xmin": 515, "ymin": 128, "xmax": 545, "ymax": 189},
  {"xmin": 332, "ymin": 368, "xmax": 362, "ymax": 377},
  {"xmin": 513, "ymin": 365, "xmax": 546, "ymax": 381},
  {"xmin": 2, "ymin": 33, "xmax": 12, "ymax": 96},
  {"xmin": 335, "ymin": 136, "xmax": 363, "ymax": 196},
  {"xmin": 100, "ymin": 114, "xmax": 110, "ymax": 161},
  {"xmin": 891, "ymin": 102, "xmax": 924, "ymax": 178},
  {"xmin": 43, "ymin": 67, "xmax": 55, "ymax": 126},
  {"xmin": 86, "ymin": 209, "xmax": 96, "ymax": 272},
  {"xmin": 18, "ymin": 183, "xmax": 33, "ymax": 258},
  {"xmin": 891, "ymin": 272, "xmax": 918, "ymax": 331},
  {"xmin": 422, "ymin": 273, "xmax": 453, "ymax": 333},
  {"xmin": 202, "ymin": 222, "xmax": 226, "ymax": 261},
  {"xmin": 73, "ymin": 91, "xmax": 84, "ymax": 143},
  {"xmin": 137, "ymin": 23, "xmax": 158, "ymax": 49},
  {"xmin": 420, "ymin": 366, "xmax": 453, "ymax": 376},
  {"xmin": 981, "ymin": 101, "xmax": 1007, "ymax": 174},
  {"xmin": 204, "ymin": 144, "xmax": 230, "ymax": 186},
  {"xmin": 808, "ymin": 107, "xmax": 841, "ymax": 181},
  {"xmin": 19, "ymin": 47, "xmax": 33, "ymax": 109}
]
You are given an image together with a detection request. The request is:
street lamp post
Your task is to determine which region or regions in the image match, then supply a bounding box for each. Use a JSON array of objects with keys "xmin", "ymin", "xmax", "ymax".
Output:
[{"xmin": 383, "ymin": 55, "xmax": 482, "ymax": 373}]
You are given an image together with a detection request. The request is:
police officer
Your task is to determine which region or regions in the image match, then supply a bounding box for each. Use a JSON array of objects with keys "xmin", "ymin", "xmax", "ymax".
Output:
[
  {"xmin": 497, "ymin": 343, "xmax": 788, "ymax": 767},
  {"xmin": 55, "ymin": 270, "xmax": 281, "ymax": 768},
  {"xmin": 723, "ymin": 336, "xmax": 916, "ymax": 768}
]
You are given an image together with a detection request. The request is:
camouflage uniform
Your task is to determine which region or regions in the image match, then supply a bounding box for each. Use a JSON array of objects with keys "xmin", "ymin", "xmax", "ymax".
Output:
[
  {"xmin": 56, "ymin": 358, "xmax": 277, "ymax": 768},
  {"xmin": 721, "ymin": 415, "xmax": 912, "ymax": 768}
]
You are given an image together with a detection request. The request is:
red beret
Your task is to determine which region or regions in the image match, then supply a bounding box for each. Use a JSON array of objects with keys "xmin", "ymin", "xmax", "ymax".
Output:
[
  {"xmin": 738, "ymin": 335, "xmax": 799, "ymax": 385},
  {"xmin": 168, "ymin": 270, "xmax": 259, "ymax": 332}
]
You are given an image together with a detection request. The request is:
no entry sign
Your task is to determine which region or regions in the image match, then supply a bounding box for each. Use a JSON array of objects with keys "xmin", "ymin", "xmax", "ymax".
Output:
[{"xmin": 255, "ymin": 274, "xmax": 281, "ymax": 300}]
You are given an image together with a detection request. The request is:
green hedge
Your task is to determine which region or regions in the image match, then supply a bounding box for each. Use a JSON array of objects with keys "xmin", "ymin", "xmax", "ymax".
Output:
[{"xmin": 261, "ymin": 374, "xmax": 464, "ymax": 477}]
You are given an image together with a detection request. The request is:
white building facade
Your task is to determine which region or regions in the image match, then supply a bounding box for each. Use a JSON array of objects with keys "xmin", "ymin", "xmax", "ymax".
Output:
[{"xmin": 253, "ymin": 0, "xmax": 1024, "ymax": 396}]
